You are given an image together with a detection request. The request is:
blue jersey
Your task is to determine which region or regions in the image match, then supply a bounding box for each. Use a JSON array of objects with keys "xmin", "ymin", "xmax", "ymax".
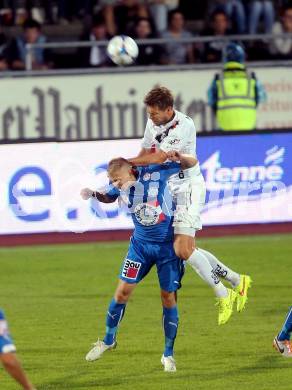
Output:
[
  {"xmin": 106, "ymin": 163, "xmax": 181, "ymax": 242},
  {"xmin": 0, "ymin": 309, "xmax": 16, "ymax": 354}
]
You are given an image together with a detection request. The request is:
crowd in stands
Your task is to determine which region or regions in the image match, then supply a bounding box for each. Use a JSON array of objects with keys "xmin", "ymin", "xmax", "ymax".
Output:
[{"xmin": 0, "ymin": 0, "xmax": 292, "ymax": 70}]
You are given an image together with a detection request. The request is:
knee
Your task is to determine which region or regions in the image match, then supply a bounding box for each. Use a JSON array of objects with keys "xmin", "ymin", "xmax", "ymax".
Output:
[
  {"xmin": 174, "ymin": 240, "xmax": 195, "ymax": 260},
  {"xmin": 161, "ymin": 291, "xmax": 176, "ymax": 308},
  {"xmin": 1, "ymin": 353, "xmax": 17, "ymax": 369},
  {"xmin": 114, "ymin": 288, "xmax": 131, "ymax": 303}
]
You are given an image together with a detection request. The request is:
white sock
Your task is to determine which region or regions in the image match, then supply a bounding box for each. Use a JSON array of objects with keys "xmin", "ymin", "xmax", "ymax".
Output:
[
  {"xmin": 198, "ymin": 248, "xmax": 240, "ymax": 288},
  {"xmin": 187, "ymin": 249, "xmax": 228, "ymax": 298}
]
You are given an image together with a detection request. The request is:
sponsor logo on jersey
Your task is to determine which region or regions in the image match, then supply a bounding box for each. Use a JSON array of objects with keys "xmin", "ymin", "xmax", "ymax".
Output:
[
  {"xmin": 155, "ymin": 121, "xmax": 179, "ymax": 143},
  {"xmin": 122, "ymin": 259, "xmax": 141, "ymax": 279},
  {"xmin": 143, "ymin": 173, "xmax": 151, "ymax": 181},
  {"xmin": 134, "ymin": 203, "xmax": 161, "ymax": 226},
  {"xmin": 168, "ymin": 138, "xmax": 180, "ymax": 146}
]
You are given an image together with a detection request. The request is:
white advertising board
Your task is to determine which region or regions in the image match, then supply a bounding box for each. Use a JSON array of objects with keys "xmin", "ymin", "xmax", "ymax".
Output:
[{"xmin": 1, "ymin": 134, "xmax": 291, "ymax": 235}]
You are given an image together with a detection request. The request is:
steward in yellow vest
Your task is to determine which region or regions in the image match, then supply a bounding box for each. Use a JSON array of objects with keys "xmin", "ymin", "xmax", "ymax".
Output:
[{"xmin": 207, "ymin": 43, "xmax": 266, "ymax": 131}]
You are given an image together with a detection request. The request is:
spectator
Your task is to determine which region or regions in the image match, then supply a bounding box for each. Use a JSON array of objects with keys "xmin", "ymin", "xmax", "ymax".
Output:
[
  {"xmin": 133, "ymin": 17, "xmax": 160, "ymax": 65},
  {"xmin": 207, "ymin": 42, "xmax": 267, "ymax": 131},
  {"xmin": 208, "ymin": 0, "xmax": 246, "ymax": 34},
  {"xmin": 26, "ymin": 1, "xmax": 55, "ymax": 24},
  {"xmin": 0, "ymin": 1, "xmax": 55, "ymax": 25},
  {"xmin": 147, "ymin": 0, "xmax": 179, "ymax": 33},
  {"xmin": 79, "ymin": 15, "xmax": 111, "ymax": 67},
  {"xmin": 270, "ymin": 4, "xmax": 292, "ymax": 58},
  {"xmin": 9, "ymin": 18, "xmax": 51, "ymax": 70},
  {"xmin": 248, "ymin": 0, "xmax": 275, "ymax": 34},
  {"xmin": 57, "ymin": 0, "xmax": 86, "ymax": 24},
  {"xmin": 0, "ymin": 29, "xmax": 9, "ymax": 70},
  {"xmin": 161, "ymin": 9, "xmax": 195, "ymax": 64},
  {"xmin": 179, "ymin": 0, "xmax": 207, "ymax": 21},
  {"xmin": 202, "ymin": 10, "xmax": 233, "ymax": 63},
  {"xmin": 0, "ymin": 0, "xmax": 14, "ymax": 25},
  {"xmin": 101, "ymin": 0, "xmax": 149, "ymax": 36}
]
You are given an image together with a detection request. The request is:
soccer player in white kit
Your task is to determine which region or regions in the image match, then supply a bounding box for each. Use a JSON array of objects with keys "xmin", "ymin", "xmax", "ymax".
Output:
[{"xmin": 128, "ymin": 86, "xmax": 251, "ymax": 325}]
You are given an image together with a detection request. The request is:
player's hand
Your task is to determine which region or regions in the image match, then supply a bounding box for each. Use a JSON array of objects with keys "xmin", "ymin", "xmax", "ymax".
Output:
[
  {"xmin": 80, "ymin": 188, "xmax": 93, "ymax": 200},
  {"xmin": 166, "ymin": 151, "xmax": 181, "ymax": 161}
]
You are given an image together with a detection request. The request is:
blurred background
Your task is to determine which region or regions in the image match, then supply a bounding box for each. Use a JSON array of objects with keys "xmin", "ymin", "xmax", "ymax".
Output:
[
  {"xmin": 0, "ymin": 4, "xmax": 292, "ymax": 388},
  {"xmin": 0, "ymin": 0, "xmax": 292, "ymax": 242}
]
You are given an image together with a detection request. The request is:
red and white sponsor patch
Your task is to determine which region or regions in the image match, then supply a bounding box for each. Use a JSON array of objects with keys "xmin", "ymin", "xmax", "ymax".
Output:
[{"xmin": 122, "ymin": 259, "xmax": 141, "ymax": 280}]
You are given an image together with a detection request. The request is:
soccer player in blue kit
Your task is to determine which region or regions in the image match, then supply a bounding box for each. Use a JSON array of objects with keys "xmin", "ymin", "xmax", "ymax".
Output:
[
  {"xmin": 273, "ymin": 307, "xmax": 292, "ymax": 357},
  {"xmin": 80, "ymin": 154, "xmax": 198, "ymax": 372},
  {"xmin": 0, "ymin": 309, "xmax": 36, "ymax": 389}
]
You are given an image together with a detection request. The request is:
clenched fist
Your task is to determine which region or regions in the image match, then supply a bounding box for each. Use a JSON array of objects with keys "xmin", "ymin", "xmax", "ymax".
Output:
[
  {"xmin": 80, "ymin": 188, "xmax": 93, "ymax": 200},
  {"xmin": 166, "ymin": 151, "xmax": 181, "ymax": 161}
]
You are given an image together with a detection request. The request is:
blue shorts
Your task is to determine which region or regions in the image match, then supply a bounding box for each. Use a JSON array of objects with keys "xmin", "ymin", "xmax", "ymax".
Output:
[
  {"xmin": 119, "ymin": 236, "xmax": 184, "ymax": 292},
  {"xmin": 0, "ymin": 310, "xmax": 16, "ymax": 354}
]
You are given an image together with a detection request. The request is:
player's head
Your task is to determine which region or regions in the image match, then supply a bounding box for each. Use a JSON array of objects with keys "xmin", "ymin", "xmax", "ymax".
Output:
[
  {"xmin": 282, "ymin": 5, "xmax": 292, "ymax": 32},
  {"xmin": 223, "ymin": 42, "xmax": 245, "ymax": 64},
  {"xmin": 107, "ymin": 158, "xmax": 137, "ymax": 189},
  {"xmin": 144, "ymin": 86, "xmax": 174, "ymax": 126},
  {"xmin": 91, "ymin": 14, "xmax": 107, "ymax": 40}
]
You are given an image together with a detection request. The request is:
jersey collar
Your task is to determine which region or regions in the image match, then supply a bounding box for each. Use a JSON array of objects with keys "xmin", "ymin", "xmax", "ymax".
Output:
[{"xmin": 153, "ymin": 110, "xmax": 178, "ymax": 132}]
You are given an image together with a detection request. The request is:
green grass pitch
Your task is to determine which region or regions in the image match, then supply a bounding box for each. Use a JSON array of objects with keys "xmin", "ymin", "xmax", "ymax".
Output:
[{"xmin": 0, "ymin": 233, "xmax": 291, "ymax": 389}]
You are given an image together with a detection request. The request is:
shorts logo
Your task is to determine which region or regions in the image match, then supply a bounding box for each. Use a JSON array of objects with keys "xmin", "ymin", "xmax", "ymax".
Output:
[{"xmin": 122, "ymin": 259, "xmax": 141, "ymax": 279}]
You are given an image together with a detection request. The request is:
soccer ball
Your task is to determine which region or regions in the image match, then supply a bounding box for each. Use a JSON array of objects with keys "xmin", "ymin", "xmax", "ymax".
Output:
[{"xmin": 107, "ymin": 35, "xmax": 139, "ymax": 66}]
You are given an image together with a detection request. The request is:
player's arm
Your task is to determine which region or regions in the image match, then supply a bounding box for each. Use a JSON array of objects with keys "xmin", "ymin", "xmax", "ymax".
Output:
[
  {"xmin": 80, "ymin": 188, "xmax": 118, "ymax": 203},
  {"xmin": 167, "ymin": 151, "xmax": 198, "ymax": 169},
  {"xmin": 128, "ymin": 149, "xmax": 167, "ymax": 166},
  {"xmin": 136, "ymin": 147, "xmax": 152, "ymax": 157},
  {"xmin": 0, "ymin": 353, "xmax": 36, "ymax": 390},
  {"xmin": 129, "ymin": 120, "xmax": 168, "ymax": 165}
]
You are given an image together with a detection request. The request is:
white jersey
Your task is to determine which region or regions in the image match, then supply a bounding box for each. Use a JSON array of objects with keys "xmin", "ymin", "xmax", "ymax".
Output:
[
  {"xmin": 141, "ymin": 109, "xmax": 205, "ymax": 236},
  {"xmin": 141, "ymin": 110, "xmax": 201, "ymax": 181},
  {"xmin": 142, "ymin": 110, "xmax": 197, "ymax": 158}
]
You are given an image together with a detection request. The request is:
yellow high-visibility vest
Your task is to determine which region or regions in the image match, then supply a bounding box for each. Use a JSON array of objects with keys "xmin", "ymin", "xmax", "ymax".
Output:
[{"xmin": 216, "ymin": 64, "xmax": 257, "ymax": 131}]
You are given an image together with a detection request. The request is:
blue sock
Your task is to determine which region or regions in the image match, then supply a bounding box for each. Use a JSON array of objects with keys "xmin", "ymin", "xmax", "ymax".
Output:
[
  {"xmin": 103, "ymin": 299, "xmax": 126, "ymax": 345},
  {"xmin": 278, "ymin": 306, "xmax": 292, "ymax": 341},
  {"xmin": 163, "ymin": 305, "xmax": 178, "ymax": 357}
]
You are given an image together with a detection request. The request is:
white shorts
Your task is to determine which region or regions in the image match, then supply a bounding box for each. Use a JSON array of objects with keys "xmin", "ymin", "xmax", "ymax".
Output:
[{"xmin": 168, "ymin": 164, "xmax": 206, "ymax": 237}]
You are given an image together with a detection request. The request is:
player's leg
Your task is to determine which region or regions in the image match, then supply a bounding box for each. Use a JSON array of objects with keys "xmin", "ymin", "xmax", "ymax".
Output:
[
  {"xmin": 174, "ymin": 234, "xmax": 231, "ymax": 297},
  {"xmin": 273, "ymin": 306, "xmax": 292, "ymax": 357},
  {"xmin": 160, "ymin": 290, "xmax": 177, "ymax": 372},
  {"xmin": 196, "ymin": 248, "xmax": 240, "ymax": 287},
  {"xmin": 198, "ymin": 248, "xmax": 252, "ymax": 312},
  {"xmin": 86, "ymin": 237, "xmax": 152, "ymax": 361},
  {"xmin": 0, "ymin": 310, "xmax": 36, "ymax": 390},
  {"xmin": 155, "ymin": 243, "xmax": 184, "ymax": 372},
  {"xmin": 86, "ymin": 280, "xmax": 136, "ymax": 362},
  {"xmin": 172, "ymin": 176, "xmax": 236, "ymax": 324},
  {"xmin": 172, "ymin": 174, "xmax": 226, "ymax": 296},
  {"xmin": 174, "ymin": 235, "xmax": 236, "ymax": 325},
  {"xmin": 103, "ymin": 280, "xmax": 136, "ymax": 346},
  {"xmin": 0, "ymin": 353, "xmax": 36, "ymax": 390}
]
